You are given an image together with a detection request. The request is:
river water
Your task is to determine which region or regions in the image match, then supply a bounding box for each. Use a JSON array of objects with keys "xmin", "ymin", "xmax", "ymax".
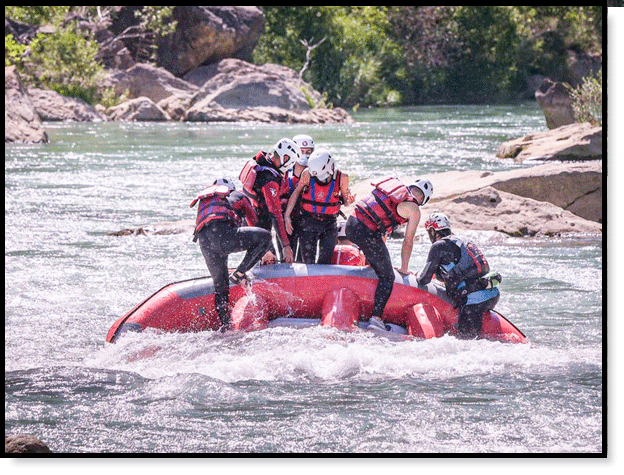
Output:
[{"xmin": 5, "ymin": 103, "xmax": 603, "ymax": 454}]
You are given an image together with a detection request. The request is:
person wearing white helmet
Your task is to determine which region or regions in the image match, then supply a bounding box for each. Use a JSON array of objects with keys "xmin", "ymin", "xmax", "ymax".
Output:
[
  {"xmin": 277, "ymin": 134, "xmax": 314, "ymax": 261},
  {"xmin": 190, "ymin": 177, "xmax": 271, "ymax": 331},
  {"xmin": 417, "ymin": 211, "xmax": 502, "ymax": 339},
  {"xmin": 292, "ymin": 134, "xmax": 315, "ymax": 167},
  {"xmin": 284, "ymin": 148, "xmax": 354, "ymax": 264},
  {"xmin": 345, "ymin": 176, "xmax": 433, "ymax": 331},
  {"xmin": 239, "ymin": 138, "xmax": 301, "ymax": 264}
]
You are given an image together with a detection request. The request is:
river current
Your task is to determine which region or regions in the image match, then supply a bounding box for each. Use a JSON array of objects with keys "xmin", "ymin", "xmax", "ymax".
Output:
[{"xmin": 5, "ymin": 104, "xmax": 603, "ymax": 454}]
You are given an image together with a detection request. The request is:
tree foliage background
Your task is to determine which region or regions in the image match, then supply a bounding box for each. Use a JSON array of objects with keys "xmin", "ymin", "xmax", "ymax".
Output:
[
  {"xmin": 6, "ymin": 6, "xmax": 603, "ymax": 110},
  {"xmin": 253, "ymin": 6, "xmax": 602, "ymax": 107}
]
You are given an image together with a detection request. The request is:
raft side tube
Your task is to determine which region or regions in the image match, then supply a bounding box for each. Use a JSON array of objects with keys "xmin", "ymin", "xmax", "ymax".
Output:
[
  {"xmin": 106, "ymin": 264, "xmax": 527, "ymax": 344},
  {"xmin": 320, "ymin": 287, "xmax": 360, "ymax": 331},
  {"xmin": 481, "ymin": 309, "xmax": 528, "ymax": 344},
  {"xmin": 406, "ymin": 303, "xmax": 447, "ymax": 339}
]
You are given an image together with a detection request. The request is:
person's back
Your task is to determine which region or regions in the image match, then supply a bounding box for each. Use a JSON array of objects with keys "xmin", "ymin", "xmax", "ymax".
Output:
[{"xmin": 417, "ymin": 212, "xmax": 501, "ymax": 338}]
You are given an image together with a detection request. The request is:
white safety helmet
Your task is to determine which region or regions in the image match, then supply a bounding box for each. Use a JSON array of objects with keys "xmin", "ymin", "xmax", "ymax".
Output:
[
  {"xmin": 424, "ymin": 211, "xmax": 451, "ymax": 232},
  {"xmin": 271, "ymin": 138, "xmax": 301, "ymax": 171},
  {"xmin": 408, "ymin": 178, "xmax": 433, "ymax": 205},
  {"xmin": 213, "ymin": 177, "xmax": 236, "ymax": 191},
  {"xmin": 307, "ymin": 148, "xmax": 335, "ymax": 182},
  {"xmin": 424, "ymin": 211, "xmax": 450, "ymax": 242},
  {"xmin": 292, "ymin": 134, "xmax": 315, "ymax": 166},
  {"xmin": 337, "ymin": 220, "xmax": 347, "ymax": 239}
]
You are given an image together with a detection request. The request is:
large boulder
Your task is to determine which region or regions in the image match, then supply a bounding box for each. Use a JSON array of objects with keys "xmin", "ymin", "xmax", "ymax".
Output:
[
  {"xmin": 103, "ymin": 61, "xmax": 351, "ymax": 124},
  {"xmin": 345, "ymin": 161, "xmax": 601, "ymax": 236},
  {"xmin": 28, "ymin": 87, "xmax": 107, "ymax": 122},
  {"xmin": 188, "ymin": 59, "xmax": 319, "ymax": 111},
  {"xmin": 496, "ymin": 123, "xmax": 602, "ymax": 163},
  {"xmin": 5, "ymin": 66, "xmax": 48, "ymax": 143},
  {"xmin": 103, "ymin": 63, "xmax": 198, "ymax": 104},
  {"xmin": 106, "ymin": 97, "xmax": 171, "ymax": 121},
  {"xmin": 535, "ymin": 78, "xmax": 575, "ymax": 129},
  {"xmin": 430, "ymin": 186, "xmax": 600, "ymax": 237},
  {"xmin": 156, "ymin": 6, "xmax": 265, "ymax": 77}
]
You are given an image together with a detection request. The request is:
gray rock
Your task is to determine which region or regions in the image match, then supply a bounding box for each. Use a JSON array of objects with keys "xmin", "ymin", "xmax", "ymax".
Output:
[
  {"xmin": 107, "ymin": 97, "xmax": 171, "ymax": 121},
  {"xmin": 5, "ymin": 66, "xmax": 48, "ymax": 143},
  {"xmin": 189, "ymin": 59, "xmax": 319, "ymax": 111},
  {"xmin": 156, "ymin": 6, "xmax": 265, "ymax": 77},
  {"xmin": 103, "ymin": 63, "xmax": 198, "ymax": 104},
  {"xmin": 535, "ymin": 78, "xmax": 575, "ymax": 129},
  {"xmin": 28, "ymin": 88, "xmax": 107, "ymax": 122},
  {"xmin": 497, "ymin": 123, "xmax": 602, "ymax": 162},
  {"xmin": 5, "ymin": 434, "xmax": 52, "ymax": 453}
]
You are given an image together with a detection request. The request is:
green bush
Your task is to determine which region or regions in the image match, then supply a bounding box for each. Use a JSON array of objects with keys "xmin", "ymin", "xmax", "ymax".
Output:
[
  {"xmin": 566, "ymin": 69, "xmax": 602, "ymax": 126},
  {"xmin": 27, "ymin": 22, "xmax": 104, "ymax": 104},
  {"xmin": 5, "ymin": 34, "xmax": 27, "ymax": 67}
]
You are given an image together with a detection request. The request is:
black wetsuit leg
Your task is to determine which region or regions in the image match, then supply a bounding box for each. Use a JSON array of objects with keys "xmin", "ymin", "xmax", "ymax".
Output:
[
  {"xmin": 297, "ymin": 214, "xmax": 338, "ymax": 264},
  {"xmin": 345, "ymin": 215, "xmax": 394, "ymax": 317},
  {"xmin": 457, "ymin": 292, "xmax": 500, "ymax": 339},
  {"xmin": 197, "ymin": 221, "xmax": 271, "ymax": 330}
]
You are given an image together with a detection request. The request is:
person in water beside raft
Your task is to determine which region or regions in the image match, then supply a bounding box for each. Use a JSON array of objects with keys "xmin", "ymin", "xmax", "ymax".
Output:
[
  {"xmin": 416, "ymin": 211, "xmax": 502, "ymax": 339},
  {"xmin": 284, "ymin": 148, "xmax": 354, "ymax": 264},
  {"xmin": 190, "ymin": 178, "xmax": 272, "ymax": 331},
  {"xmin": 239, "ymin": 138, "xmax": 301, "ymax": 264},
  {"xmin": 345, "ymin": 177, "xmax": 433, "ymax": 331},
  {"xmin": 279, "ymin": 134, "xmax": 315, "ymax": 261}
]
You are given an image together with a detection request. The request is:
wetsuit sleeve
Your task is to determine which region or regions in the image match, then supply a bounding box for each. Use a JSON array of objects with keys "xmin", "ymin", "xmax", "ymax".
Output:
[
  {"xmin": 417, "ymin": 242, "xmax": 443, "ymax": 287},
  {"xmin": 261, "ymin": 180, "xmax": 290, "ymax": 247},
  {"xmin": 237, "ymin": 196, "xmax": 258, "ymax": 226}
]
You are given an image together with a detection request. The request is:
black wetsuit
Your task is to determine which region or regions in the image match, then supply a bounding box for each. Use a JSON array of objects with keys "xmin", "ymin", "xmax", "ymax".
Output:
[
  {"xmin": 196, "ymin": 192, "xmax": 272, "ymax": 330},
  {"xmin": 297, "ymin": 213, "xmax": 339, "ymax": 264},
  {"xmin": 417, "ymin": 236, "xmax": 500, "ymax": 338},
  {"xmin": 344, "ymin": 215, "xmax": 395, "ymax": 317},
  {"xmin": 243, "ymin": 152, "xmax": 291, "ymax": 260}
]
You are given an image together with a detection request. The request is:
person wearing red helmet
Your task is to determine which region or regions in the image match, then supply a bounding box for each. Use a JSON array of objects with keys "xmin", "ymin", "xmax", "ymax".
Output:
[{"xmin": 417, "ymin": 211, "xmax": 502, "ymax": 339}]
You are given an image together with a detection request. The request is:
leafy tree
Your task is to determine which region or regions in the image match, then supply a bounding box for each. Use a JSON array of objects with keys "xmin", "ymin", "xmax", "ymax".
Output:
[{"xmin": 254, "ymin": 6, "xmax": 405, "ymax": 108}]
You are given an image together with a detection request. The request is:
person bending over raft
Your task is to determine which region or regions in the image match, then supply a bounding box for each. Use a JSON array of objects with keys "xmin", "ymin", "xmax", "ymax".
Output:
[
  {"xmin": 416, "ymin": 212, "xmax": 502, "ymax": 339},
  {"xmin": 239, "ymin": 138, "xmax": 301, "ymax": 264},
  {"xmin": 190, "ymin": 178, "xmax": 272, "ymax": 331},
  {"xmin": 284, "ymin": 148, "xmax": 354, "ymax": 264},
  {"xmin": 279, "ymin": 134, "xmax": 315, "ymax": 261},
  {"xmin": 345, "ymin": 177, "xmax": 433, "ymax": 331}
]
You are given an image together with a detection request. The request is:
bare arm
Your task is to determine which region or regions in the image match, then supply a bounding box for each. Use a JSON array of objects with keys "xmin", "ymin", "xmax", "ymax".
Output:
[
  {"xmin": 284, "ymin": 170, "xmax": 310, "ymax": 234},
  {"xmin": 340, "ymin": 172, "xmax": 355, "ymax": 205},
  {"xmin": 396, "ymin": 201, "xmax": 421, "ymax": 274}
]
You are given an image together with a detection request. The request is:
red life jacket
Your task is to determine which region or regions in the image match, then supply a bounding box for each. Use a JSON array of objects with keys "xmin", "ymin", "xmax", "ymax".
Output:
[
  {"xmin": 300, "ymin": 170, "xmax": 342, "ymax": 217},
  {"xmin": 354, "ymin": 177, "xmax": 416, "ymax": 233},
  {"xmin": 239, "ymin": 151, "xmax": 281, "ymax": 209},
  {"xmin": 190, "ymin": 184, "xmax": 238, "ymax": 235}
]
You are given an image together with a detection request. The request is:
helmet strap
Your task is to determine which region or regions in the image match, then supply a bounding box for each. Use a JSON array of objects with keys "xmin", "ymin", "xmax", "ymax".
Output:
[{"xmin": 427, "ymin": 227, "xmax": 437, "ymax": 243}]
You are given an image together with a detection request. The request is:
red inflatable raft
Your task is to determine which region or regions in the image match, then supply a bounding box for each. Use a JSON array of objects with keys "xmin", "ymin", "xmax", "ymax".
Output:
[{"xmin": 106, "ymin": 264, "xmax": 527, "ymax": 344}]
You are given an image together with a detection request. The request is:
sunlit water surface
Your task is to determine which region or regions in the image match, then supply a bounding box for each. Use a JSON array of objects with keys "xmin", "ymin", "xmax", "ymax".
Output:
[{"xmin": 5, "ymin": 104, "xmax": 602, "ymax": 453}]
